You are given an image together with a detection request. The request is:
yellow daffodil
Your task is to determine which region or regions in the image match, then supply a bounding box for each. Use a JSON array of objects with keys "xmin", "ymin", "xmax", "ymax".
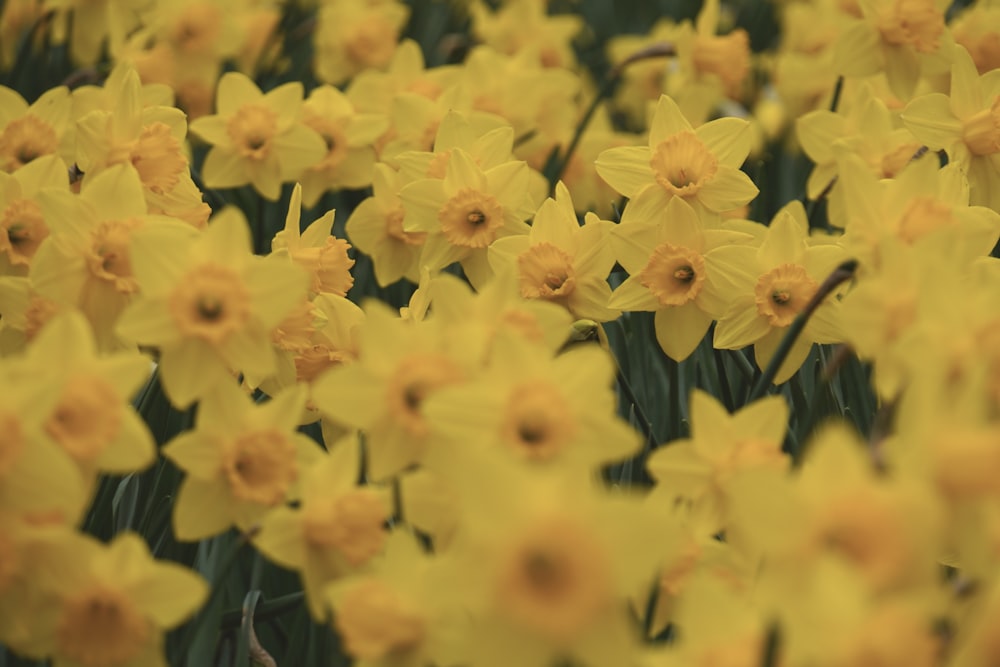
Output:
[
  {"xmin": 833, "ymin": 0, "xmax": 953, "ymax": 100},
  {"xmin": 639, "ymin": 507, "xmax": 753, "ymax": 639},
  {"xmin": 951, "ymin": 2, "xmax": 1000, "ymax": 75},
  {"xmin": 164, "ymin": 382, "xmax": 323, "ymax": 541},
  {"xmin": 646, "ymin": 571, "xmax": 768, "ymax": 667},
  {"xmin": 311, "ymin": 302, "xmax": 472, "ymax": 481},
  {"xmin": 729, "ymin": 424, "xmax": 943, "ymax": 595},
  {"xmin": 346, "ymin": 163, "xmax": 426, "ymax": 287},
  {"xmin": 0, "ymin": 155, "xmax": 69, "ymax": 277},
  {"xmin": 0, "ymin": 357, "xmax": 85, "ymax": 521},
  {"xmin": 469, "ymin": 0, "xmax": 583, "ymax": 69},
  {"xmin": 609, "ymin": 197, "xmax": 754, "ymax": 361},
  {"xmin": 346, "ymin": 39, "xmax": 461, "ymax": 118},
  {"xmin": 647, "ymin": 390, "xmax": 790, "ymax": 534},
  {"xmin": 327, "ymin": 529, "xmax": 469, "ymax": 667},
  {"xmin": 669, "ymin": 0, "xmax": 752, "ymax": 112},
  {"xmin": 313, "ymin": 0, "xmax": 410, "ymax": 86},
  {"xmin": 71, "ymin": 61, "xmax": 175, "ymax": 118},
  {"xmin": 115, "ymin": 207, "xmax": 309, "ymax": 408},
  {"xmin": 420, "ymin": 270, "xmax": 575, "ymax": 365},
  {"xmin": 260, "ymin": 293, "xmax": 364, "ymax": 423},
  {"xmin": 438, "ymin": 457, "xmax": 663, "ymax": 667},
  {"xmin": 712, "ymin": 202, "xmax": 846, "ymax": 384},
  {"xmin": 298, "ymin": 85, "xmax": 389, "ymax": 208},
  {"xmin": 25, "ymin": 531, "xmax": 207, "ymax": 666},
  {"xmin": 42, "ymin": 0, "xmax": 145, "ymax": 65},
  {"xmin": 595, "ymin": 94, "xmax": 758, "ymax": 218},
  {"xmin": 832, "ymin": 153, "xmax": 1000, "ymax": 270},
  {"xmin": 422, "ymin": 334, "xmax": 640, "ymax": 472},
  {"xmin": 30, "ymin": 165, "xmax": 178, "ymax": 351},
  {"xmin": 0, "ymin": 85, "xmax": 72, "ymax": 173},
  {"xmin": 902, "ymin": 44, "xmax": 1000, "ymax": 210},
  {"xmin": 0, "ymin": 275, "xmax": 68, "ymax": 354},
  {"xmin": 25, "ymin": 311, "xmax": 155, "ymax": 487},
  {"xmin": 399, "ymin": 147, "xmax": 534, "ymax": 287},
  {"xmin": 489, "ymin": 182, "xmax": 619, "ymax": 323},
  {"xmin": 74, "ymin": 67, "xmax": 209, "ymax": 228},
  {"xmin": 254, "ymin": 434, "xmax": 390, "ymax": 620},
  {"xmin": 457, "ymin": 45, "xmax": 581, "ymax": 148},
  {"xmin": 797, "ymin": 82, "xmax": 922, "ymax": 200},
  {"xmin": 189, "ymin": 72, "xmax": 326, "ymax": 201},
  {"xmin": 395, "ymin": 109, "xmax": 517, "ymax": 183},
  {"xmin": 272, "ymin": 183, "xmax": 354, "ymax": 297}
]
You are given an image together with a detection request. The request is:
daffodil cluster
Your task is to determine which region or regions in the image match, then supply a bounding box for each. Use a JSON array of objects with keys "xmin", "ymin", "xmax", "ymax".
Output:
[{"xmin": 3, "ymin": 0, "xmax": 1000, "ymax": 666}]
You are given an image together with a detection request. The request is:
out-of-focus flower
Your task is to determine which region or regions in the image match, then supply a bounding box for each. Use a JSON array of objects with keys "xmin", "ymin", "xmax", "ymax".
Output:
[
  {"xmin": 311, "ymin": 302, "xmax": 472, "ymax": 481},
  {"xmin": 345, "ymin": 163, "xmax": 425, "ymax": 287},
  {"xmin": 314, "ymin": 0, "xmax": 411, "ymax": 86},
  {"xmin": 74, "ymin": 67, "xmax": 210, "ymax": 228},
  {"xmin": 272, "ymin": 184, "xmax": 354, "ymax": 297},
  {"xmin": 832, "ymin": 0, "xmax": 953, "ymax": 100},
  {"xmin": 902, "ymin": 45, "xmax": 1000, "ymax": 210},
  {"xmin": 25, "ymin": 311, "xmax": 155, "ymax": 487},
  {"xmin": 24, "ymin": 531, "xmax": 207, "ymax": 665},
  {"xmin": 255, "ymin": 434, "xmax": 390, "ymax": 620},
  {"xmin": 42, "ymin": 0, "xmax": 146, "ymax": 65},
  {"xmin": 469, "ymin": 0, "xmax": 583, "ymax": 69},
  {"xmin": 164, "ymin": 382, "xmax": 322, "ymax": 540},
  {"xmin": 422, "ymin": 334, "xmax": 639, "ymax": 472},
  {"xmin": 115, "ymin": 208, "xmax": 308, "ymax": 408},
  {"xmin": 0, "ymin": 86, "xmax": 72, "ymax": 174},
  {"xmin": 0, "ymin": 155, "xmax": 68, "ymax": 277},
  {"xmin": 298, "ymin": 85, "xmax": 388, "ymax": 208}
]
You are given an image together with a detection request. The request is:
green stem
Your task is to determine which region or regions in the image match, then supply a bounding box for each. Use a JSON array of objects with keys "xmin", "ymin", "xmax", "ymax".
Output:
[
  {"xmin": 747, "ymin": 260, "xmax": 857, "ymax": 403},
  {"xmin": 176, "ymin": 529, "xmax": 258, "ymax": 659},
  {"xmin": 220, "ymin": 592, "xmax": 305, "ymax": 629}
]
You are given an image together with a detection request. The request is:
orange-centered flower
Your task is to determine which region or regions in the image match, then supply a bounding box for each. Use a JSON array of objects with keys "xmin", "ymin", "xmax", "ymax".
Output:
[
  {"xmin": 639, "ymin": 243, "xmax": 707, "ymax": 307},
  {"xmin": 649, "ymin": 132, "xmax": 720, "ymax": 197},
  {"xmin": 496, "ymin": 515, "xmax": 613, "ymax": 642},
  {"xmin": 45, "ymin": 375, "xmax": 123, "ymax": 464},
  {"xmin": 222, "ymin": 428, "xmax": 298, "ymax": 506},
  {"xmin": 875, "ymin": 0, "xmax": 945, "ymax": 53},
  {"xmin": 0, "ymin": 199, "xmax": 48, "ymax": 267},
  {"xmin": 500, "ymin": 382, "xmax": 577, "ymax": 462},
  {"xmin": 126, "ymin": 122, "xmax": 187, "ymax": 195},
  {"xmin": 0, "ymin": 115, "xmax": 58, "ymax": 172},
  {"xmin": 335, "ymin": 579, "xmax": 426, "ymax": 660},
  {"xmin": 168, "ymin": 264, "xmax": 252, "ymax": 345},
  {"xmin": 517, "ymin": 243, "xmax": 576, "ymax": 301},
  {"xmin": 438, "ymin": 189, "xmax": 505, "ymax": 249},
  {"xmin": 302, "ymin": 488, "xmax": 388, "ymax": 566},
  {"xmin": 753, "ymin": 263, "xmax": 818, "ymax": 328},
  {"xmin": 87, "ymin": 218, "xmax": 142, "ymax": 294},
  {"xmin": 387, "ymin": 354, "xmax": 466, "ymax": 438},
  {"xmin": 962, "ymin": 96, "xmax": 1000, "ymax": 156},
  {"xmin": 56, "ymin": 585, "xmax": 151, "ymax": 666}
]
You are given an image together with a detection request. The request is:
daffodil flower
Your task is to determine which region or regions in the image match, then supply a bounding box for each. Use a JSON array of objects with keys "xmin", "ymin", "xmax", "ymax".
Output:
[
  {"xmin": 595, "ymin": 95, "xmax": 758, "ymax": 218},
  {"xmin": 189, "ymin": 72, "xmax": 326, "ymax": 201}
]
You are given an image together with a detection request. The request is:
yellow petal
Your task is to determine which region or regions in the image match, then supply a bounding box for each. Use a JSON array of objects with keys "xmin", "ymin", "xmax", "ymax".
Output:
[{"xmin": 173, "ymin": 477, "xmax": 234, "ymax": 541}]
